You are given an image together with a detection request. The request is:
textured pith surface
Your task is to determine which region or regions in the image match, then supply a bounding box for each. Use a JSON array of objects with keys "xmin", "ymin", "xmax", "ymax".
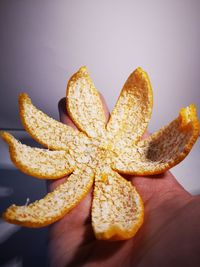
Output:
[
  {"xmin": 107, "ymin": 67, "xmax": 153, "ymax": 150},
  {"xmin": 113, "ymin": 105, "xmax": 199, "ymax": 175},
  {"xmin": 3, "ymin": 168, "xmax": 94, "ymax": 227},
  {"xmin": 19, "ymin": 93, "xmax": 88, "ymax": 151},
  {"xmin": 1, "ymin": 66, "xmax": 199, "ymax": 240},
  {"xmin": 92, "ymin": 167, "xmax": 144, "ymax": 240},
  {"xmin": 67, "ymin": 66, "xmax": 107, "ymax": 139},
  {"xmin": 0, "ymin": 132, "xmax": 74, "ymax": 179}
]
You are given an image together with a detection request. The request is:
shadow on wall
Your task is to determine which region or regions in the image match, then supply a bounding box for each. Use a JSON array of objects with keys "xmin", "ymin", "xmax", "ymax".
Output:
[{"xmin": 0, "ymin": 168, "xmax": 48, "ymax": 267}]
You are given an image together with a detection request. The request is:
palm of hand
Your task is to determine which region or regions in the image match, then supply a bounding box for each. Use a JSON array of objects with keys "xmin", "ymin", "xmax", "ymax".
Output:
[{"xmin": 48, "ymin": 99, "xmax": 200, "ymax": 267}]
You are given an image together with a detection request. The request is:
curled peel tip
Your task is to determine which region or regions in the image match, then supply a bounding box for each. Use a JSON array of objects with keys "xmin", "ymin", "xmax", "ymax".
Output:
[
  {"xmin": 79, "ymin": 65, "xmax": 89, "ymax": 74},
  {"xmin": 136, "ymin": 66, "xmax": 144, "ymax": 72},
  {"xmin": 18, "ymin": 93, "xmax": 31, "ymax": 105},
  {"xmin": 179, "ymin": 104, "xmax": 199, "ymax": 129},
  {"xmin": 0, "ymin": 132, "xmax": 15, "ymax": 145},
  {"xmin": 0, "ymin": 131, "xmax": 7, "ymax": 139},
  {"xmin": 134, "ymin": 67, "xmax": 151, "ymax": 82},
  {"xmin": 0, "ymin": 131, "xmax": 9, "ymax": 139}
]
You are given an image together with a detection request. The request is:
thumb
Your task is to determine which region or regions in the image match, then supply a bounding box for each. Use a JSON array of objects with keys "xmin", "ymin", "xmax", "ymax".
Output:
[{"xmin": 58, "ymin": 97, "xmax": 77, "ymax": 128}]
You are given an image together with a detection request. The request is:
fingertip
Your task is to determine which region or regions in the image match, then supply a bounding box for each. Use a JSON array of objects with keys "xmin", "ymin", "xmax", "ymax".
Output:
[
  {"xmin": 58, "ymin": 97, "xmax": 66, "ymax": 123},
  {"xmin": 142, "ymin": 131, "xmax": 151, "ymax": 140},
  {"xmin": 98, "ymin": 92, "xmax": 110, "ymax": 123},
  {"xmin": 58, "ymin": 97, "xmax": 77, "ymax": 128},
  {"xmin": 58, "ymin": 97, "xmax": 66, "ymax": 116}
]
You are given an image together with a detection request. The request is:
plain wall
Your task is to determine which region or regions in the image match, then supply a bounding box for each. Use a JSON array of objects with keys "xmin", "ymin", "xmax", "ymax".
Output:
[{"xmin": 0, "ymin": 0, "xmax": 200, "ymax": 131}]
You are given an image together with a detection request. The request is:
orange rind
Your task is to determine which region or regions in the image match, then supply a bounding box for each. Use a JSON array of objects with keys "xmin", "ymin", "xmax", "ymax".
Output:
[
  {"xmin": 67, "ymin": 66, "xmax": 107, "ymax": 139},
  {"xmin": 92, "ymin": 167, "xmax": 144, "ymax": 240},
  {"xmin": 2, "ymin": 167, "xmax": 94, "ymax": 227},
  {"xmin": 19, "ymin": 93, "xmax": 88, "ymax": 151},
  {"xmin": 107, "ymin": 67, "xmax": 153, "ymax": 149},
  {"xmin": 1, "ymin": 66, "xmax": 199, "ymax": 240},
  {"xmin": 112, "ymin": 104, "xmax": 199, "ymax": 175},
  {"xmin": 0, "ymin": 132, "xmax": 75, "ymax": 179}
]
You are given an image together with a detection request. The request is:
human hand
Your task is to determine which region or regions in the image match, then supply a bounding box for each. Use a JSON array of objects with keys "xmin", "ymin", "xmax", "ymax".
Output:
[{"xmin": 48, "ymin": 96, "xmax": 200, "ymax": 267}]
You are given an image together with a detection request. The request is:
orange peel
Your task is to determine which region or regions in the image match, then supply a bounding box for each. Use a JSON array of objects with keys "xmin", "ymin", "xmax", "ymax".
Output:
[
  {"xmin": 0, "ymin": 132, "xmax": 75, "ymax": 179},
  {"xmin": 92, "ymin": 167, "xmax": 144, "ymax": 240},
  {"xmin": 2, "ymin": 167, "xmax": 94, "ymax": 227},
  {"xmin": 113, "ymin": 104, "xmax": 199, "ymax": 175},
  {"xmin": 107, "ymin": 67, "xmax": 153, "ymax": 149},
  {"xmin": 1, "ymin": 66, "xmax": 199, "ymax": 240},
  {"xmin": 67, "ymin": 66, "xmax": 107, "ymax": 139},
  {"xmin": 18, "ymin": 93, "xmax": 87, "ymax": 151}
]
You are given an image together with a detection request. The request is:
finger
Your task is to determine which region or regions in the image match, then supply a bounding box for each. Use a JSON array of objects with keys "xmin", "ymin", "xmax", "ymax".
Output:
[
  {"xmin": 98, "ymin": 93, "xmax": 110, "ymax": 123},
  {"xmin": 58, "ymin": 97, "xmax": 77, "ymax": 129},
  {"xmin": 142, "ymin": 131, "xmax": 150, "ymax": 140},
  {"xmin": 131, "ymin": 167, "xmax": 191, "ymax": 205}
]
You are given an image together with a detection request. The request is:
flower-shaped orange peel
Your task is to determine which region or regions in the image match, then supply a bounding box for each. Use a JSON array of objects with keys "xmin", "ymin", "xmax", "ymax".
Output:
[{"xmin": 1, "ymin": 67, "xmax": 199, "ymax": 240}]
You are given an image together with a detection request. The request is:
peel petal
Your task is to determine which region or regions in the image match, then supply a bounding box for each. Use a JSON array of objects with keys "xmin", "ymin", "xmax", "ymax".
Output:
[
  {"xmin": 113, "ymin": 105, "xmax": 199, "ymax": 175},
  {"xmin": 19, "ymin": 93, "xmax": 88, "ymax": 150},
  {"xmin": 107, "ymin": 67, "xmax": 153, "ymax": 149},
  {"xmin": 3, "ymin": 167, "xmax": 94, "ymax": 227},
  {"xmin": 0, "ymin": 132, "xmax": 74, "ymax": 179},
  {"xmin": 92, "ymin": 167, "xmax": 144, "ymax": 240},
  {"xmin": 66, "ymin": 66, "xmax": 107, "ymax": 139}
]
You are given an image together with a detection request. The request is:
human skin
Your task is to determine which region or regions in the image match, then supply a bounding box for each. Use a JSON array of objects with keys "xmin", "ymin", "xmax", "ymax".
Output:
[{"xmin": 47, "ymin": 96, "xmax": 200, "ymax": 267}]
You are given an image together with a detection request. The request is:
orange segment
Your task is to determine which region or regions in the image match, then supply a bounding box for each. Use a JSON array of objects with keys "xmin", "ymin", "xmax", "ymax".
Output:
[
  {"xmin": 107, "ymin": 67, "xmax": 153, "ymax": 150},
  {"xmin": 92, "ymin": 167, "xmax": 144, "ymax": 240},
  {"xmin": 3, "ymin": 167, "xmax": 94, "ymax": 227},
  {"xmin": 0, "ymin": 132, "xmax": 74, "ymax": 179},
  {"xmin": 113, "ymin": 105, "xmax": 200, "ymax": 175},
  {"xmin": 66, "ymin": 66, "xmax": 107, "ymax": 139},
  {"xmin": 19, "ymin": 93, "xmax": 88, "ymax": 150}
]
